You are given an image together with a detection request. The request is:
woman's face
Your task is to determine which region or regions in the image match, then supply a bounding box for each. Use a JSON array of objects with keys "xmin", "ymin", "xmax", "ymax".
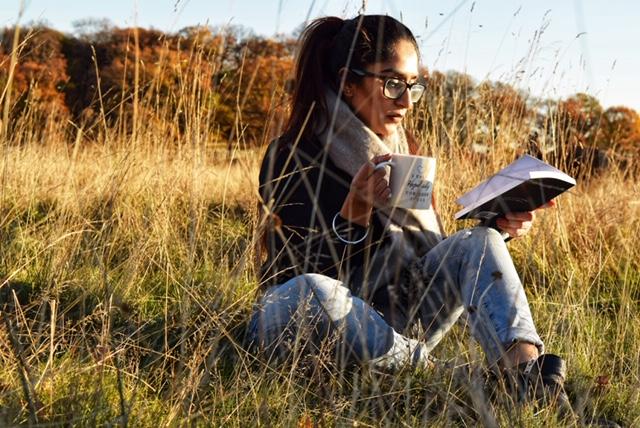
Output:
[{"xmin": 344, "ymin": 39, "xmax": 420, "ymax": 138}]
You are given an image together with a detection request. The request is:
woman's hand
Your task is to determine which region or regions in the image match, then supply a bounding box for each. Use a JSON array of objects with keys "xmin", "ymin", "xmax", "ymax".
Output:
[
  {"xmin": 495, "ymin": 200, "xmax": 556, "ymax": 239},
  {"xmin": 340, "ymin": 153, "xmax": 392, "ymax": 226}
]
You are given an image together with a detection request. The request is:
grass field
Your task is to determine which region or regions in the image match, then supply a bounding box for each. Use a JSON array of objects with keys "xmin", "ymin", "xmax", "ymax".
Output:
[
  {"xmin": 1, "ymin": 31, "xmax": 639, "ymax": 427},
  {"xmin": 1, "ymin": 133, "xmax": 638, "ymax": 426}
]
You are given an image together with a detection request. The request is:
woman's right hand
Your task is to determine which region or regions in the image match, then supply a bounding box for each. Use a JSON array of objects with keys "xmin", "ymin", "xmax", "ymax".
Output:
[{"xmin": 339, "ymin": 154, "xmax": 392, "ymax": 226}]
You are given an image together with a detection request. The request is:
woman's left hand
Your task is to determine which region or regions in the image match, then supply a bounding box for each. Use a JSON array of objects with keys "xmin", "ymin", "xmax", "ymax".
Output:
[{"xmin": 495, "ymin": 200, "xmax": 556, "ymax": 239}]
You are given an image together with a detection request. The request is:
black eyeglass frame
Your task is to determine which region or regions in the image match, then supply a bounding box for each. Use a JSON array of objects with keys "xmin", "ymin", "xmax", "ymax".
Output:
[{"xmin": 349, "ymin": 68, "xmax": 426, "ymax": 103}]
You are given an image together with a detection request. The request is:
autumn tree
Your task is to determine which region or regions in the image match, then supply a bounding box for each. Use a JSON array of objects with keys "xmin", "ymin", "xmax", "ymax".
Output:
[
  {"xmin": 0, "ymin": 25, "xmax": 70, "ymax": 139},
  {"xmin": 558, "ymin": 93, "xmax": 604, "ymax": 147},
  {"xmin": 601, "ymin": 106, "xmax": 640, "ymax": 155},
  {"xmin": 63, "ymin": 25, "xmax": 227, "ymax": 143},
  {"xmin": 415, "ymin": 70, "xmax": 478, "ymax": 151},
  {"xmin": 216, "ymin": 33, "xmax": 295, "ymax": 148},
  {"xmin": 530, "ymin": 94, "xmax": 610, "ymax": 177},
  {"xmin": 467, "ymin": 81, "xmax": 530, "ymax": 153}
]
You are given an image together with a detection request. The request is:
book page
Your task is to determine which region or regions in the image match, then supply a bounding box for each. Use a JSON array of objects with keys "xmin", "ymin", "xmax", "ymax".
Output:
[{"xmin": 456, "ymin": 155, "xmax": 568, "ymax": 207}]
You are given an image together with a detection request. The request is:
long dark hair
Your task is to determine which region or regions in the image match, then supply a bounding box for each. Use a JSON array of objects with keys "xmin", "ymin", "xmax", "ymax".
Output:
[{"xmin": 282, "ymin": 15, "xmax": 419, "ymax": 142}]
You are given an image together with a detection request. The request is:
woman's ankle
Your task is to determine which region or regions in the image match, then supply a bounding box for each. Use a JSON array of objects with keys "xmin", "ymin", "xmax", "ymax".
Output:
[{"xmin": 499, "ymin": 341, "xmax": 540, "ymax": 369}]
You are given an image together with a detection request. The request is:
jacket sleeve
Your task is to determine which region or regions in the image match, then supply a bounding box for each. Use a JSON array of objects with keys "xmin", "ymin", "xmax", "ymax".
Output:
[{"xmin": 258, "ymin": 141, "xmax": 369, "ymax": 284}]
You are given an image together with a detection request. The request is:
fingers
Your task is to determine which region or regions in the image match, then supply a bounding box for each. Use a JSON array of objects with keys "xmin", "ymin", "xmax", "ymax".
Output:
[
  {"xmin": 370, "ymin": 166, "xmax": 388, "ymax": 181},
  {"xmin": 360, "ymin": 154, "xmax": 392, "ymax": 185},
  {"xmin": 373, "ymin": 176, "xmax": 392, "ymax": 202},
  {"xmin": 504, "ymin": 211, "xmax": 534, "ymax": 223},
  {"xmin": 353, "ymin": 167, "xmax": 387, "ymax": 191},
  {"xmin": 350, "ymin": 154, "xmax": 392, "ymax": 207},
  {"xmin": 354, "ymin": 153, "xmax": 391, "ymax": 181},
  {"xmin": 371, "ymin": 153, "xmax": 392, "ymax": 165},
  {"xmin": 378, "ymin": 186, "xmax": 392, "ymax": 202},
  {"xmin": 367, "ymin": 169, "xmax": 391, "ymax": 204},
  {"xmin": 370, "ymin": 155, "xmax": 391, "ymax": 203},
  {"xmin": 538, "ymin": 199, "xmax": 556, "ymax": 209},
  {"xmin": 495, "ymin": 211, "xmax": 531, "ymax": 238},
  {"xmin": 373, "ymin": 175, "xmax": 388, "ymax": 193},
  {"xmin": 497, "ymin": 201, "xmax": 557, "ymax": 237},
  {"xmin": 496, "ymin": 219, "xmax": 533, "ymax": 238}
]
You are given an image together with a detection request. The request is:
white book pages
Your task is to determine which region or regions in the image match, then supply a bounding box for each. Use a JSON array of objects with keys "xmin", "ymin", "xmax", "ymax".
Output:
[{"xmin": 455, "ymin": 154, "xmax": 576, "ymax": 219}]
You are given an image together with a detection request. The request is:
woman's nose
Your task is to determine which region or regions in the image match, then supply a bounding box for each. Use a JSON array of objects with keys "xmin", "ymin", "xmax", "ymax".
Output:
[{"xmin": 395, "ymin": 88, "xmax": 412, "ymax": 109}]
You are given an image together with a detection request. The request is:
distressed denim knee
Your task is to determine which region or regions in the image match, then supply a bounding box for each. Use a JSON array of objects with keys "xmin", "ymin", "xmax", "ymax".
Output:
[{"xmin": 416, "ymin": 227, "xmax": 544, "ymax": 365}]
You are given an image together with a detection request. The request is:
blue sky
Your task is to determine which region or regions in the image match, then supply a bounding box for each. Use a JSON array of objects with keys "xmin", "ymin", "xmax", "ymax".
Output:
[{"xmin": 2, "ymin": 0, "xmax": 639, "ymax": 111}]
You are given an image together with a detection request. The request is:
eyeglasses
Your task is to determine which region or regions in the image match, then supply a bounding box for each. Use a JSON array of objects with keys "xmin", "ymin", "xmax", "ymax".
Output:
[{"xmin": 350, "ymin": 68, "xmax": 426, "ymax": 103}]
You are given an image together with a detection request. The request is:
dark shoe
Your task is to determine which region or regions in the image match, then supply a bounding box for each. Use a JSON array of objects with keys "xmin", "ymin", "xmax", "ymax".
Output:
[{"xmin": 501, "ymin": 354, "xmax": 575, "ymax": 420}]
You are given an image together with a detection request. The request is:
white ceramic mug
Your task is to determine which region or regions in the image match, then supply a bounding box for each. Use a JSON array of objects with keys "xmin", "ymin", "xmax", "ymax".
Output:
[{"xmin": 376, "ymin": 154, "xmax": 436, "ymax": 210}]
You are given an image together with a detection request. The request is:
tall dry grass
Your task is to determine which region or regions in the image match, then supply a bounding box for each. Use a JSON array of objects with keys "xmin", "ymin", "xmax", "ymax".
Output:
[{"xmin": 1, "ymin": 22, "xmax": 639, "ymax": 428}]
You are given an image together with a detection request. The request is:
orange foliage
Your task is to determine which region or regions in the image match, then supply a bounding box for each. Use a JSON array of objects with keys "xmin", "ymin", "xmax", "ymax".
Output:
[
  {"xmin": 601, "ymin": 106, "xmax": 640, "ymax": 154},
  {"xmin": 0, "ymin": 26, "xmax": 70, "ymax": 123}
]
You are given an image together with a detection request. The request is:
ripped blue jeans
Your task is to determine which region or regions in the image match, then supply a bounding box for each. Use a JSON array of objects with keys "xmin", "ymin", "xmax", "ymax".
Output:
[{"xmin": 247, "ymin": 227, "xmax": 544, "ymax": 369}]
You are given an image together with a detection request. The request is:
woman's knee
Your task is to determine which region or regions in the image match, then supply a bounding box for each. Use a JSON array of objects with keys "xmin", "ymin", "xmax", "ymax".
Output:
[
  {"xmin": 247, "ymin": 274, "xmax": 355, "ymax": 360},
  {"xmin": 262, "ymin": 273, "xmax": 344, "ymax": 302},
  {"xmin": 475, "ymin": 225, "xmax": 507, "ymax": 241},
  {"xmin": 450, "ymin": 226, "xmax": 507, "ymax": 249},
  {"xmin": 292, "ymin": 274, "xmax": 354, "ymax": 321},
  {"xmin": 249, "ymin": 274, "xmax": 352, "ymax": 339}
]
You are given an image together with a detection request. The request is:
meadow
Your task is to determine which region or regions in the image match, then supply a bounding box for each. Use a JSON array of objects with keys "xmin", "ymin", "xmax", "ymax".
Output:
[{"xmin": 1, "ymin": 24, "xmax": 639, "ymax": 427}]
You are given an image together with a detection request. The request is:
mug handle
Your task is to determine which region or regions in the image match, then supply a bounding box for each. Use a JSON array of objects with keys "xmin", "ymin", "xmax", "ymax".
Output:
[{"xmin": 373, "ymin": 160, "xmax": 394, "ymax": 170}]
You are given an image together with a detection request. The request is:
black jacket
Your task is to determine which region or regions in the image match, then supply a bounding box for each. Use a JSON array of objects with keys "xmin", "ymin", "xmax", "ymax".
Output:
[{"xmin": 258, "ymin": 136, "xmax": 392, "ymax": 288}]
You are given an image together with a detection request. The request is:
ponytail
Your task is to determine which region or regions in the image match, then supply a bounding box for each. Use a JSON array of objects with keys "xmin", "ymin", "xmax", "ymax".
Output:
[
  {"xmin": 282, "ymin": 17, "xmax": 344, "ymax": 143},
  {"xmin": 282, "ymin": 15, "xmax": 419, "ymax": 144}
]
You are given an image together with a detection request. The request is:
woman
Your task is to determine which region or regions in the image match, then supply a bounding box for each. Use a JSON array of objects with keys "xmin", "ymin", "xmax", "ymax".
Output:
[{"xmin": 249, "ymin": 14, "xmax": 569, "ymax": 410}]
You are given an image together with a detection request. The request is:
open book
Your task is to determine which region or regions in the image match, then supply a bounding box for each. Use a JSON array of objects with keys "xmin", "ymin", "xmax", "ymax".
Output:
[{"xmin": 455, "ymin": 154, "xmax": 576, "ymax": 221}]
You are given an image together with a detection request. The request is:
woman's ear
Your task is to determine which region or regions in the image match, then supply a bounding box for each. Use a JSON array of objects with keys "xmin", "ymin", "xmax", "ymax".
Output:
[{"xmin": 338, "ymin": 67, "xmax": 354, "ymax": 97}]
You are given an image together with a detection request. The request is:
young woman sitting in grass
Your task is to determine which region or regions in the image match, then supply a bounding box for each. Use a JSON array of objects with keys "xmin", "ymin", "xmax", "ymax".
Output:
[{"xmin": 248, "ymin": 14, "xmax": 571, "ymax": 416}]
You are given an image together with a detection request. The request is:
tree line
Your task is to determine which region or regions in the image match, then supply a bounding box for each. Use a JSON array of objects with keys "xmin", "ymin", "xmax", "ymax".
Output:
[
  {"xmin": 0, "ymin": 22, "xmax": 295, "ymax": 148},
  {"xmin": 1, "ymin": 23, "xmax": 638, "ymax": 164}
]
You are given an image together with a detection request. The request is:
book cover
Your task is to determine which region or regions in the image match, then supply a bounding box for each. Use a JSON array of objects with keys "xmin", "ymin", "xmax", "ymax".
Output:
[{"xmin": 455, "ymin": 154, "xmax": 576, "ymax": 220}]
